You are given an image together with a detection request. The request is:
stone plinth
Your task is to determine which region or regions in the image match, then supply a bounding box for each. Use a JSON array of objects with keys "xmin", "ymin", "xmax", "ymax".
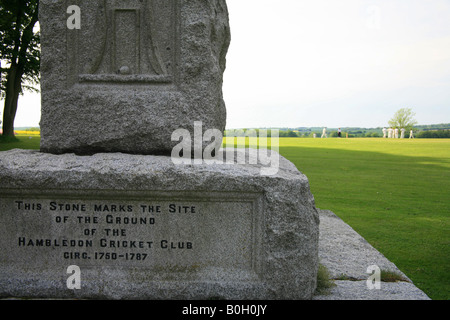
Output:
[{"xmin": 0, "ymin": 149, "xmax": 319, "ymax": 299}]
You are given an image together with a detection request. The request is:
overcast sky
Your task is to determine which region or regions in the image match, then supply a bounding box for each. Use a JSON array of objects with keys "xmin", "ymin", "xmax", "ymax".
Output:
[{"xmin": 8, "ymin": 0, "xmax": 450, "ymax": 129}]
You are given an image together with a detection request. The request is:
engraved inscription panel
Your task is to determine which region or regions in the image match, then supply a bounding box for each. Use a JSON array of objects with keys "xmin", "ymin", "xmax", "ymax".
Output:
[
  {"xmin": 67, "ymin": 0, "xmax": 177, "ymax": 85},
  {"xmin": 0, "ymin": 191, "xmax": 263, "ymax": 280}
]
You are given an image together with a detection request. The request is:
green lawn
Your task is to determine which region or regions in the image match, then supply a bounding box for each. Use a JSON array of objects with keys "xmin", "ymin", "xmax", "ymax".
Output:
[
  {"xmin": 0, "ymin": 134, "xmax": 40, "ymax": 151},
  {"xmin": 277, "ymin": 138, "xmax": 449, "ymax": 300},
  {"xmin": 1, "ymin": 135, "xmax": 449, "ymax": 299}
]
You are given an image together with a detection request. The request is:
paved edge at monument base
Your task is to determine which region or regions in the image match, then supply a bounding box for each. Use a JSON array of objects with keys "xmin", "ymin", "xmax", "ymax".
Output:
[
  {"xmin": 0, "ymin": 149, "xmax": 319, "ymax": 300},
  {"xmin": 313, "ymin": 210, "xmax": 430, "ymax": 300}
]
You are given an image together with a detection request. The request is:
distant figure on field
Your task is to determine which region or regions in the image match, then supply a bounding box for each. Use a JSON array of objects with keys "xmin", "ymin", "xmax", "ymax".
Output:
[
  {"xmin": 321, "ymin": 127, "xmax": 327, "ymax": 138},
  {"xmin": 388, "ymin": 128, "xmax": 393, "ymax": 138},
  {"xmin": 338, "ymin": 128, "xmax": 342, "ymax": 137},
  {"xmin": 410, "ymin": 130, "xmax": 414, "ymax": 139},
  {"xmin": 382, "ymin": 127, "xmax": 387, "ymax": 138},
  {"xmin": 400, "ymin": 128, "xmax": 405, "ymax": 139},
  {"xmin": 394, "ymin": 128, "xmax": 399, "ymax": 139},
  {"xmin": 313, "ymin": 133, "xmax": 316, "ymax": 138}
]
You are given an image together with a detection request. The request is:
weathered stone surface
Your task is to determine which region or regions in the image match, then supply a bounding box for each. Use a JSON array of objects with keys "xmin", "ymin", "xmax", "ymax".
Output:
[
  {"xmin": 0, "ymin": 149, "xmax": 319, "ymax": 299},
  {"xmin": 39, "ymin": 0, "xmax": 231, "ymax": 155}
]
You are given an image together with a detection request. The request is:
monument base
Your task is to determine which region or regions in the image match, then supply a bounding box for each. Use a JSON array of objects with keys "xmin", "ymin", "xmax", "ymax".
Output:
[{"xmin": 0, "ymin": 149, "xmax": 319, "ymax": 300}]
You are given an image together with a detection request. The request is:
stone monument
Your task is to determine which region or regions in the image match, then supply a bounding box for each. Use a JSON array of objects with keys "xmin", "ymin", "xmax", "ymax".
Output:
[{"xmin": 0, "ymin": 0, "xmax": 320, "ymax": 300}]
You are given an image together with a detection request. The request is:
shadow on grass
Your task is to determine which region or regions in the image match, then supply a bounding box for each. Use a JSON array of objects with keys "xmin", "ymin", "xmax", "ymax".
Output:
[
  {"xmin": 0, "ymin": 135, "xmax": 40, "ymax": 151},
  {"xmin": 0, "ymin": 135, "xmax": 20, "ymax": 143}
]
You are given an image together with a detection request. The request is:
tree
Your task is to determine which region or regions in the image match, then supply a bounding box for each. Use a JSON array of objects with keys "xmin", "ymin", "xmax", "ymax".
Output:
[
  {"xmin": 287, "ymin": 130, "xmax": 298, "ymax": 137},
  {"xmin": 1, "ymin": 0, "xmax": 40, "ymax": 137},
  {"xmin": 388, "ymin": 107, "xmax": 418, "ymax": 131}
]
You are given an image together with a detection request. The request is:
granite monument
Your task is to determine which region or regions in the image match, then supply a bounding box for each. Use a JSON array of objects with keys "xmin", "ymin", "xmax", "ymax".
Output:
[{"xmin": 0, "ymin": 0, "xmax": 320, "ymax": 300}]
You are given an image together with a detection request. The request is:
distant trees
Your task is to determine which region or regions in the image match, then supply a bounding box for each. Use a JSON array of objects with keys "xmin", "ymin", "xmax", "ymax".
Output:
[
  {"xmin": 417, "ymin": 130, "xmax": 450, "ymax": 139},
  {"xmin": 388, "ymin": 107, "xmax": 418, "ymax": 131},
  {"xmin": 223, "ymin": 123, "xmax": 450, "ymax": 139}
]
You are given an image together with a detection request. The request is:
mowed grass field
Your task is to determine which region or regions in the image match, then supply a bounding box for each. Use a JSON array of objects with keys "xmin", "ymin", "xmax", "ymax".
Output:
[
  {"xmin": 276, "ymin": 137, "xmax": 449, "ymax": 300},
  {"xmin": 0, "ymin": 133, "xmax": 41, "ymax": 151},
  {"xmin": 1, "ymin": 135, "xmax": 449, "ymax": 299}
]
